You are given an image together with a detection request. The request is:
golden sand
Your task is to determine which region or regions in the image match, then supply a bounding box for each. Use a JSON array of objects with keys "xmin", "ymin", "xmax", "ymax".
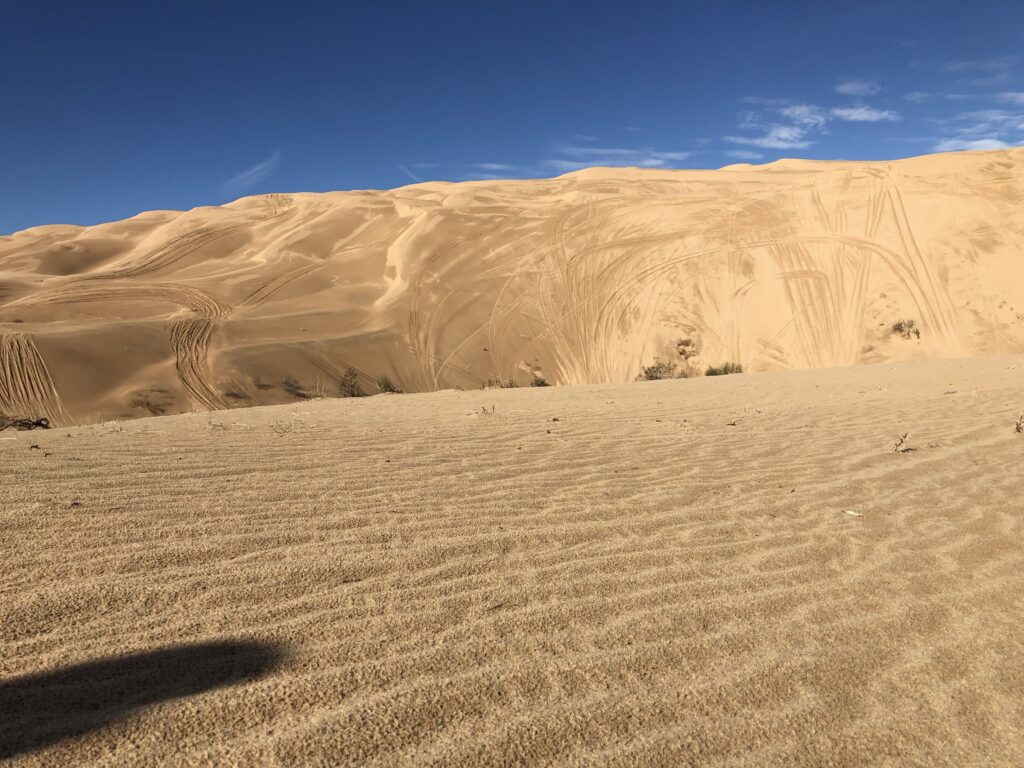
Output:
[{"xmin": 3, "ymin": 355, "xmax": 1023, "ymax": 765}]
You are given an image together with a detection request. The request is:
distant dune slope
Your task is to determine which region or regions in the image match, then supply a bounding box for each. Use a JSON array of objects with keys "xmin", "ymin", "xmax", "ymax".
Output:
[{"xmin": 2, "ymin": 149, "xmax": 1023, "ymax": 423}]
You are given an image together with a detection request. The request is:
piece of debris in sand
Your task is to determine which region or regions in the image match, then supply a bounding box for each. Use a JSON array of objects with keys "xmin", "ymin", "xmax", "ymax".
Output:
[{"xmin": 891, "ymin": 433, "xmax": 913, "ymax": 453}]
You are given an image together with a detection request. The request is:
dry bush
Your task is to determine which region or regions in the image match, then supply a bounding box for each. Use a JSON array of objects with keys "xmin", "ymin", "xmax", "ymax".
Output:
[
  {"xmin": 483, "ymin": 375, "xmax": 518, "ymax": 389},
  {"xmin": 676, "ymin": 338, "xmax": 697, "ymax": 360},
  {"xmin": 705, "ymin": 362, "xmax": 743, "ymax": 376},
  {"xmin": 340, "ymin": 367, "xmax": 367, "ymax": 397},
  {"xmin": 638, "ymin": 360, "xmax": 680, "ymax": 381},
  {"xmin": 281, "ymin": 377, "xmax": 310, "ymax": 400},
  {"xmin": 891, "ymin": 319, "xmax": 921, "ymax": 340}
]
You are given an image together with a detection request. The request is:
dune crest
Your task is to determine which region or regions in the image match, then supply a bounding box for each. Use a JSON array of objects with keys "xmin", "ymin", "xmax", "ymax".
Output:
[{"xmin": 2, "ymin": 148, "xmax": 1023, "ymax": 424}]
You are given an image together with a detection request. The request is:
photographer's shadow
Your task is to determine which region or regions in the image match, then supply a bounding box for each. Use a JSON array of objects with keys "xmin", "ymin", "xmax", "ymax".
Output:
[{"xmin": 0, "ymin": 640, "xmax": 285, "ymax": 759}]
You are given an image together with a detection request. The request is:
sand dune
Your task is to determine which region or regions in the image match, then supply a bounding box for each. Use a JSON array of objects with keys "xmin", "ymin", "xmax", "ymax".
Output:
[
  {"xmin": 2, "ymin": 148, "xmax": 1024, "ymax": 424},
  {"xmin": 2, "ymin": 355, "xmax": 1023, "ymax": 765}
]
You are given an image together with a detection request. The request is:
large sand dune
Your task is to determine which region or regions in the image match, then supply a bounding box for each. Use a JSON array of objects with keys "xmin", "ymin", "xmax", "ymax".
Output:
[
  {"xmin": 2, "ymin": 149, "xmax": 1024, "ymax": 425},
  {"xmin": 2, "ymin": 356, "xmax": 1023, "ymax": 765}
]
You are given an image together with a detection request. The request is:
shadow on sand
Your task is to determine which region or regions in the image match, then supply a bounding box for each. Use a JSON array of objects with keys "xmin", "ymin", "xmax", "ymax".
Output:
[{"xmin": 0, "ymin": 640, "xmax": 285, "ymax": 759}]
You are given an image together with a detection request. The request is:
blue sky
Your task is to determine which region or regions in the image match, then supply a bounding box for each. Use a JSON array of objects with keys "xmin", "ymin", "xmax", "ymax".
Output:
[{"xmin": 2, "ymin": 1, "xmax": 1023, "ymax": 234}]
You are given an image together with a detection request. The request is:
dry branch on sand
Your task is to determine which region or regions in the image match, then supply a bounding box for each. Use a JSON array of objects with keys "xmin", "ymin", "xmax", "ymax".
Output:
[
  {"xmin": 0, "ymin": 415, "xmax": 51, "ymax": 431},
  {"xmin": 891, "ymin": 432, "xmax": 913, "ymax": 453},
  {"xmin": 1016, "ymin": 413, "xmax": 1023, "ymax": 434}
]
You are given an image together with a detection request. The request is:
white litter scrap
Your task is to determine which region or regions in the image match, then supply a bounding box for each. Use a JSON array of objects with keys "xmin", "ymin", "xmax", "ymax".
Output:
[{"xmin": 844, "ymin": 510, "xmax": 863, "ymax": 517}]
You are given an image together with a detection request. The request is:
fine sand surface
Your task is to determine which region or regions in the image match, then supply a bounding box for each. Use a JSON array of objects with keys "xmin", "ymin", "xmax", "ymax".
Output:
[
  {"xmin": 2, "ymin": 148, "xmax": 1024, "ymax": 425},
  {"xmin": 2, "ymin": 355, "xmax": 1023, "ymax": 766}
]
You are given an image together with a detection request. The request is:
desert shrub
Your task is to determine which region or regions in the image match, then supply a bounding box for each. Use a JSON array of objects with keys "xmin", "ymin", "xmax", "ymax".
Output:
[
  {"xmin": 891, "ymin": 319, "xmax": 920, "ymax": 340},
  {"xmin": 530, "ymin": 372, "xmax": 550, "ymax": 387},
  {"xmin": 377, "ymin": 375, "xmax": 402, "ymax": 394},
  {"xmin": 484, "ymin": 375, "xmax": 518, "ymax": 389},
  {"xmin": 676, "ymin": 338, "xmax": 697, "ymax": 360},
  {"xmin": 705, "ymin": 362, "xmax": 744, "ymax": 376},
  {"xmin": 281, "ymin": 377, "xmax": 310, "ymax": 400},
  {"xmin": 638, "ymin": 360, "xmax": 679, "ymax": 381},
  {"xmin": 340, "ymin": 367, "xmax": 367, "ymax": 397},
  {"xmin": 131, "ymin": 394, "xmax": 166, "ymax": 416}
]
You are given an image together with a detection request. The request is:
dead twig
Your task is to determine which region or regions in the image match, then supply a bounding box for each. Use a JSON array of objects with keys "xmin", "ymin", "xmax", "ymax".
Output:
[
  {"xmin": 891, "ymin": 432, "xmax": 913, "ymax": 453},
  {"xmin": 0, "ymin": 416, "xmax": 51, "ymax": 431}
]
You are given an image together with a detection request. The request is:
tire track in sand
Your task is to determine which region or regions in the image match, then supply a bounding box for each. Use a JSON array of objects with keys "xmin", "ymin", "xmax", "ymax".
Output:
[
  {"xmin": 78, "ymin": 227, "xmax": 241, "ymax": 281},
  {"xmin": 0, "ymin": 332, "xmax": 72, "ymax": 425},
  {"xmin": 7, "ymin": 283, "xmax": 229, "ymax": 412}
]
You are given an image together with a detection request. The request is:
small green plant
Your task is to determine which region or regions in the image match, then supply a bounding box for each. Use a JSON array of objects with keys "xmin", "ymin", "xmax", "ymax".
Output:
[
  {"xmin": 377, "ymin": 375, "xmax": 402, "ymax": 394},
  {"xmin": 530, "ymin": 372, "xmax": 550, "ymax": 387},
  {"xmin": 891, "ymin": 319, "xmax": 920, "ymax": 340},
  {"xmin": 340, "ymin": 367, "xmax": 367, "ymax": 397},
  {"xmin": 705, "ymin": 362, "xmax": 743, "ymax": 376}
]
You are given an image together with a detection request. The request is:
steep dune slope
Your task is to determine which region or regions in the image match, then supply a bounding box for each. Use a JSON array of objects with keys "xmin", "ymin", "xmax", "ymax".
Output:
[{"xmin": 2, "ymin": 149, "xmax": 1023, "ymax": 424}]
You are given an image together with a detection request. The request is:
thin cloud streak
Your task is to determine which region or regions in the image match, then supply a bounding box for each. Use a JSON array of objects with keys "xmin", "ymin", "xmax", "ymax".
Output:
[
  {"xmin": 933, "ymin": 137, "xmax": 1011, "ymax": 151},
  {"xmin": 836, "ymin": 79, "xmax": 881, "ymax": 96},
  {"xmin": 941, "ymin": 55, "xmax": 1016, "ymax": 73},
  {"xmin": 222, "ymin": 150, "xmax": 281, "ymax": 196},
  {"xmin": 830, "ymin": 105, "xmax": 901, "ymax": 122},
  {"xmin": 396, "ymin": 163, "xmax": 424, "ymax": 183},
  {"xmin": 545, "ymin": 146, "xmax": 692, "ymax": 171}
]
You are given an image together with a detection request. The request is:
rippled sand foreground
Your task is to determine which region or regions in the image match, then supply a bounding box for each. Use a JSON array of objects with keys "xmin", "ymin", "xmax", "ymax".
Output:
[{"xmin": 2, "ymin": 356, "xmax": 1023, "ymax": 766}]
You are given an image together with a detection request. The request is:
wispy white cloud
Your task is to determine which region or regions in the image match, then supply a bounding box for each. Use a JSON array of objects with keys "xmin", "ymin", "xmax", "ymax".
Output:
[
  {"xmin": 475, "ymin": 163, "xmax": 519, "ymax": 171},
  {"xmin": 941, "ymin": 55, "xmax": 1016, "ymax": 73},
  {"xmin": 724, "ymin": 125, "xmax": 813, "ymax": 149},
  {"xmin": 461, "ymin": 172, "xmax": 519, "ymax": 181},
  {"xmin": 545, "ymin": 146, "xmax": 690, "ymax": 171},
  {"xmin": 904, "ymin": 91, "xmax": 930, "ymax": 103},
  {"xmin": 930, "ymin": 106, "xmax": 1024, "ymax": 152},
  {"xmin": 779, "ymin": 104, "xmax": 828, "ymax": 127},
  {"xmin": 999, "ymin": 92, "xmax": 1024, "ymax": 105},
  {"xmin": 725, "ymin": 97, "xmax": 902, "ymax": 152},
  {"xmin": 571, "ymin": 134, "xmax": 599, "ymax": 142},
  {"xmin": 836, "ymin": 79, "xmax": 881, "ymax": 96},
  {"xmin": 559, "ymin": 146, "xmax": 690, "ymax": 161},
  {"xmin": 396, "ymin": 163, "xmax": 423, "ymax": 183},
  {"xmin": 933, "ymin": 137, "xmax": 1011, "ymax": 151},
  {"xmin": 222, "ymin": 150, "xmax": 280, "ymax": 196},
  {"xmin": 739, "ymin": 96, "xmax": 792, "ymax": 106},
  {"xmin": 830, "ymin": 105, "xmax": 901, "ymax": 122},
  {"xmin": 724, "ymin": 149, "xmax": 763, "ymax": 160}
]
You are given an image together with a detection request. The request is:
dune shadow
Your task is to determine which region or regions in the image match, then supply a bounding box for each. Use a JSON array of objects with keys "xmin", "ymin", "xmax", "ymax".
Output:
[{"xmin": 0, "ymin": 640, "xmax": 285, "ymax": 759}]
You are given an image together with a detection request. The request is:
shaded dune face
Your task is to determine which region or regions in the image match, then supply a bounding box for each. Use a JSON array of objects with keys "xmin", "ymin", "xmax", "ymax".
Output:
[{"xmin": 1, "ymin": 149, "xmax": 1023, "ymax": 424}]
